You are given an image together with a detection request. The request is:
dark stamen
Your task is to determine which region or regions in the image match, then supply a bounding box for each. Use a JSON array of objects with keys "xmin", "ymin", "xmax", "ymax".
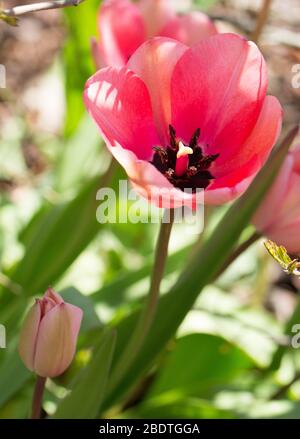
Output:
[{"xmin": 151, "ymin": 126, "xmax": 219, "ymax": 193}]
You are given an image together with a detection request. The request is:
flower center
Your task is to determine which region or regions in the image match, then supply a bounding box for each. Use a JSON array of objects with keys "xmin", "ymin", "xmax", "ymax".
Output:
[{"xmin": 151, "ymin": 125, "xmax": 219, "ymax": 192}]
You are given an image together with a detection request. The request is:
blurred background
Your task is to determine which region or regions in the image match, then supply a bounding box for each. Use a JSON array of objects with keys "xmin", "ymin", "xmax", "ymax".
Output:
[{"xmin": 0, "ymin": 0, "xmax": 300, "ymax": 419}]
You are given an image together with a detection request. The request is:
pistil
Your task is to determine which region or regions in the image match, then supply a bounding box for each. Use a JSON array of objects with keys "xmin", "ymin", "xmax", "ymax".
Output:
[
  {"xmin": 175, "ymin": 141, "xmax": 193, "ymax": 177},
  {"xmin": 151, "ymin": 125, "xmax": 219, "ymax": 192}
]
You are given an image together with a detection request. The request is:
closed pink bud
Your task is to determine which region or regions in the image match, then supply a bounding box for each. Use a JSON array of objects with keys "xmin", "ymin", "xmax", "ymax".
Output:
[
  {"xmin": 253, "ymin": 143, "xmax": 300, "ymax": 254},
  {"xmin": 19, "ymin": 288, "xmax": 83, "ymax": 378}
]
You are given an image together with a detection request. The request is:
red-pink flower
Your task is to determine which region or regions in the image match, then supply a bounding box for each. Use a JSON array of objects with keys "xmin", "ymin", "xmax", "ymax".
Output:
[
  {"xmin": 84, "ymin": 34, "xmax": 282, "ymax": 207},
  {"xmin": 19, "ymin": 288, "xmax": 83, "ymax": 378},
  {"xmin": 253, "ymin": 144, "xmax": 300, "ymax": 254},
  {"xmin": 92, "ymin": 0, "xmax": 217, "ymax": 68}
]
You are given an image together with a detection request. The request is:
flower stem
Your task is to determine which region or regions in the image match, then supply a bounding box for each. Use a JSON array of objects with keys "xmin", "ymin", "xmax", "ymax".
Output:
[
  {"xmin": 108, "ymin": 209, "xmax": 175, "ymax": 393},
  {"xmin": 271, "ymin": 371, "xmax": 300, "ymax": 400},
  {"xmin": 215, "ymin": 231, "xmax": 261, "ymax": 279},
  {"xmin": 31, "ymin": 375, "xmax": 46, "ymax": 419}
]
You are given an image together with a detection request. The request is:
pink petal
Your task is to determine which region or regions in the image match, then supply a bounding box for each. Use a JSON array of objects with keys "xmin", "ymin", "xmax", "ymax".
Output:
[
  {"xmin": 205, "ymin": 96, "xmax": 282, "ymax": 204},
  {"xmin": 274, "ymin": 173, "xmax": 300, "ymax": 227},
  {"xmin": 160, "ymin": 11, "xmax": 218, "ymax": 46},
  {"xmin": 291, "ymin": 144, "xmax": 300, "ymax": 172},
  {"xmin": 18, "ymin": 301, "xmax": 41, "ymax": 372},
  {"xmin": 253, "ymin": 154, "xmax": 294, "ymax": 231},
  {"xmin": 264, "ymin": 219, "xmax": 300, "ymax": 254},
  {"xmin": 204, "ymin": 158, "xmax": 259, "ymax": 205},
  {"xmin": 138, "ymin": 0, "xmax": 175, "ymax": 37},
  {"xmin": 212, "ymin": 95, "xmax": 283, "ymax": 176},
  {"xmin": 98, "ymin": 0, "xmax": 146, "ymax": 66},
  {"xmin": 34, "ymin": 303, "xmax": 83, "ymax": 378},
  {"xmin": 170, "ymin": 33, "xmax": 268, "ymax": 152},
  {"xmin": 44, "ymin": 287, "xmax": 64, "ymax": 305},
  {"xmin": 127, "ymin": 37, "xmax": 187, "ymax": 144},
  {"xmin": 84, "ymin": 67, "xmax": 159, "ymax": 160}
]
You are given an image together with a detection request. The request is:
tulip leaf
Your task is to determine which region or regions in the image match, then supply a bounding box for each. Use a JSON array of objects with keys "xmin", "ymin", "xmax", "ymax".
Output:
[
  {"xmin": 104, "ymin": 128, "xmax": 298, "ymax": 408},
  {"xmin": 0, "ymin": 165, "xmax": 116, "ymax": 302},
  {"xmin": 63, "ymin": 0, "xmax": 100, "ymax": 136},
  {"xmin": 53, "ymin": 328, "xmax": 116, "ymax": 419},
  {"xmin": 0, "ymin": 338, "xmax": 31, "ymax": 408},
  {"xmin": 268, "ymin": 297, "xmax": 300, "ymax": 372}
]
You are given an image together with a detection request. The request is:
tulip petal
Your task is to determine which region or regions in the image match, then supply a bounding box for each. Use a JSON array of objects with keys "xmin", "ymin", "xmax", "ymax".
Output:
[
  {"xmin": 253, "ymin": 154, "xmax": 294, "ymax": 231},
  {"xmin": 98, "ymin": 0, "xmax": 145, "ymax": 66},
  {"xmin": 128, "ymin": 37, "xmax": 187, "ymax": 144},
  {"xmin": 84, "ymin": 67, "xmax": 159, "ymax": 160},
  {"xmin": 264, "ymin": 219, "xmax": 300, "ymax": 255},
  {"xmin": 18, "ymin": 302, "xmax": 41, "ymax": 372},
  {"xmin": 34, "ymin": 303, "xmax": 83, "ymax": 378},
  {"xmin": 138, "ymin": 0, "xmax": 175, "ymax": 37},
  {"xmin": 171, "ymin": 33, "xmax": 267, "ymax": 152},
  {"xmin": 45, "ymin": 287, "xmax": 64, "ymax": 305},
  {"xmin": 205, "ymin": 96, "xmax": 282, "ymax": 204},
  {"xmin": 204, "ymin": 159, "xmax": 259, "ymax": 205},
  {"xmin": 273, "ymin": 173, "xmax": 300, "ymax": 227},
  {"xmin": 213, "ymin": 96, "xmax": 282, "ymax": 175},
  {"xmin": 160, "ymin": 11, "xmax": 218, "ymax": 46}
]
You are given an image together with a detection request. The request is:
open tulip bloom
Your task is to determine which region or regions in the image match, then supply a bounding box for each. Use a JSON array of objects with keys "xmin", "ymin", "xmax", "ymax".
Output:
[
  {"xmin": 19, "ymin": 288, "xmax": 83, "ymax": 378},
  {"xmin": 84, "ymin": 34, "xmax": 282, "ymax": 208},
  {"xmin": 92, "ymin": 0, "xmax": 218, "ymax": 68}
]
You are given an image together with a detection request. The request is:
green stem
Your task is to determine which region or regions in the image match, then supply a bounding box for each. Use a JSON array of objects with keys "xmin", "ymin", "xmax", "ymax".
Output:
[
  {"xmin": 271, "ymin": 371, "xmax": 300, "ymax": 400},
  {"xmin": 215, "ymin": 231, "xmax": 261, "ymax": 279},
  {"xmin": 108, "ymin": 209, "xmax": 175, "ymax": 393},
  {"xmin": 31, "ymin": 375, "xmax": 46, "ymax": 419}
]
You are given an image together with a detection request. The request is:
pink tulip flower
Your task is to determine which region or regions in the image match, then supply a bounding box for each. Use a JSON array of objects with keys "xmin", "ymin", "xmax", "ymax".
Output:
[
  {"xmin": 92, "ymin": 0, "xmax": 218, "ymax": 68},
  {"xmin": 253, "ymin": 144, "xmax": 300, "ymax": 254},
  {"xmin": 84, "ymin": 34, "xmax": 282, "ymax": 208},
  {"xmin": 19, "ymin": 288, "xmax": 83, "ymax": 378}
]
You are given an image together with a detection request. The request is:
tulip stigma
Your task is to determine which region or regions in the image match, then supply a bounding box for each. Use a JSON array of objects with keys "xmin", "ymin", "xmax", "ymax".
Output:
[{"xmin": 151, "ymin": 125, "xmax": 219, "ymax": 192}]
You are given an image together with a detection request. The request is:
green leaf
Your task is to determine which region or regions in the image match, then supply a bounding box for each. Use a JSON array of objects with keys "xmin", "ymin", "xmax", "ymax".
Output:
[
  {"xmin": 193, "ymin": 0, "xmax": 217, "ymax": 10},
  {"xmin": 63, "ymin": 0, "xmax": 100, "ymax": 136},
  {"xmin": 0, "ymin": 165, "xmax": 116, "ymax": 336},
  {"xmin": 0, "ymin": 338, "xmax": 31, "ymax": 409},
  {"xmin": 90, "ymin": 245, "xmax": 192, "ymax": 306},
  {"xmin": 104, "ymin": 128, "xmax": 298, "ymax": 408},
  {"xmin": 124, "ymin": 397, "xmax": 233, "ymax": 419},
  {"xmin": 268, "ymin": 297, "xmax": 300, "ymax": 372},
  {"xmin": 2, "ymin": 167, "xmax": 115, "ymax": 300},
  {"xmin": 149, "ymin": 334, "xmax": 253, "ymax": 398},
  {"xmin": 53, "ymin": 329, "xmax": 116, "ymax": 419},
  {"xmin": 55, "ymin": 115, "xmax": 104, "ymax": 192}
]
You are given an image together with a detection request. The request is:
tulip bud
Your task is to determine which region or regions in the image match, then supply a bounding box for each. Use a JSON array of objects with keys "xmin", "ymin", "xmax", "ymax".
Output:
[
  {"xmin": 253, "ymin": 143, "xmax": 300, "ymax": 254},
  {"xmin": 19, "ymin": 288, "xmax": 83, "ymax": 378}
]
